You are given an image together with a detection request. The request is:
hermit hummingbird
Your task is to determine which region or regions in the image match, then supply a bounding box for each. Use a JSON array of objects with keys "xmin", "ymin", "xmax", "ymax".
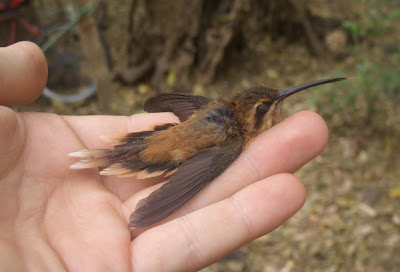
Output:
[{"xmin": 69, "ymin": 77, "xmax": 346, "ymax": 228}]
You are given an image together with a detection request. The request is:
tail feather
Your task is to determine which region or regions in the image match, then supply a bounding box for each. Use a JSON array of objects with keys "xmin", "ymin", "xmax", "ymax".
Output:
[
  {"xmin": 69, "ymin": 149, "xmax": 110, "ymax": 158},
  {"xmin": 69, "ymin": 124, "xmax": 178, "ymax": 178},
  {"xmin": 100, "ymin": 165, "xmax": 139, "ymax": 176},
  {"xmin": 136, "ymin": 169, "xmax": 169, "ymax": 179}
]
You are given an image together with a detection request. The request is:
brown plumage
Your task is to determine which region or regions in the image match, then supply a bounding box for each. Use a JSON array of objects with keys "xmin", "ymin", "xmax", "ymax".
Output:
[{"xmin": 69, "ymin": 78, "xmax": 346, "ymax": 228}]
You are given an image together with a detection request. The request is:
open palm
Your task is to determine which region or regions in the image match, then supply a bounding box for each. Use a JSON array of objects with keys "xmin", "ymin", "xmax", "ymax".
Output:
[{"xmin": 0, "ymin": 42, "xmax": 328, "ymax": 272}]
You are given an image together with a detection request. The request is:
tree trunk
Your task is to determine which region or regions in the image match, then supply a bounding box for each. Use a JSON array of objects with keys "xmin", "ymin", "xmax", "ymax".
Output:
[{"xmin": 119, "ymin": 0, "xmax": 339, "ymax": 91}]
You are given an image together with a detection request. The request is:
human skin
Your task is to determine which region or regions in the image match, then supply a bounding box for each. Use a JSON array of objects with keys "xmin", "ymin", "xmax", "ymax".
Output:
[{"xmin": 0, "ymin": 42, "xmax": 328, "ymax": 271}]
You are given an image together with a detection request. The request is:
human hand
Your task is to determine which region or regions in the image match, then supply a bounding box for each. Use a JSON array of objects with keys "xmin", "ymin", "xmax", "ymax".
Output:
[{"xmin": 0, "ymin": 42, "xmax": 328, "ymax": 271}]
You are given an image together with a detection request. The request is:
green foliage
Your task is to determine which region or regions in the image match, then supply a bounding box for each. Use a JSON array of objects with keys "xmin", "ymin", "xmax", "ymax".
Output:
[
  {"xmin": 341, "ymin": 20, "xmax": 366, "ymax": 40},
  {"xmin": 308, "ymin": 62, "xmax": 400, "ymax": 127},
  {"xmin": 323, "ymin": 0, "xmax": 400, "ymax": 132},
  {"xmin": 342, "ymin": 0, "xmax": 400, "ymax": 40}
]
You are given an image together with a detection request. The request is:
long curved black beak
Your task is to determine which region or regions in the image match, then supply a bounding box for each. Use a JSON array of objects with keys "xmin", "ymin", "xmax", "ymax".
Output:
[{"xmin": 276, "ymin": 77, "xmax": 347, "ymax": 102}]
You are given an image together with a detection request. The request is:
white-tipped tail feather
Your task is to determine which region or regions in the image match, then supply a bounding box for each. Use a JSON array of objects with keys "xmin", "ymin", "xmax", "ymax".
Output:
[
  {"xmin": 68, "ymin": 127, "xmax": 174, "ymax": 178},
  {"xmin": 68, "ymin": 149, "xmax": 108, "ymax": 158},
  {"xmin": 70, "ymin": 161, "xmax": 90, "ymax": 169},
  {"xmin": 99, "ymin": 133, "xmax": 130, "ymax": 143},
  {"xmin": 70, "ymin": 158, "xmax": 108, "ymax": 169},
  {"xmin": 100, "ymin": 166, "xmax": 136, "ymax": 177},
  {"xmin": 68, "ymin": 150, "xmax": 88, "ymax": 157}
]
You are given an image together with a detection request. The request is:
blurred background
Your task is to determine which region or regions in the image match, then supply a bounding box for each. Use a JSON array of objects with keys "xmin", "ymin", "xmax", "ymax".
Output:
[{"xmin": 2, "ymin": 0, "xmax": 399, "ymax": 271}]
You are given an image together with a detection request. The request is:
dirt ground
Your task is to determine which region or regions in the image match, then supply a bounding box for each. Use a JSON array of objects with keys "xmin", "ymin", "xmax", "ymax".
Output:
[{"xmin": 5, "ymin": 0, "xmax": 400, "ymax": 271}]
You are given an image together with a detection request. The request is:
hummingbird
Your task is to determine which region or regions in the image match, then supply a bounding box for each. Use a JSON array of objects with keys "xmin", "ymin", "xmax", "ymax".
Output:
[{"xmin": 69, "ymin": 77, "xmax": 346, "ymax": 228}]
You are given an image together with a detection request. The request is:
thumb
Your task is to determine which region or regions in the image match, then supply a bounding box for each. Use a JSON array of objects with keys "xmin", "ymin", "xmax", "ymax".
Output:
[
  {"xmin": 0, "ymin": 42, "xmax": 48, "ymax": 106},
  {"xmin": 0, "ymin": 41, "xmax": 46, "ymax": 174},
  {"xmin": 0, "ymin": 106, "xmax": 25, "ymax": 176}
]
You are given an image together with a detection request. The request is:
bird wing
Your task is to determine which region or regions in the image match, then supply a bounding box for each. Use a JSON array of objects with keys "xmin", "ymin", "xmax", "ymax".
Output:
[
  {"xmin": 144, "ymin": 93, "xmax": 211, "ymax": 122},
  {"xmin": 129, "ymin": 136, "xmax": 244, "ymax": 228}
]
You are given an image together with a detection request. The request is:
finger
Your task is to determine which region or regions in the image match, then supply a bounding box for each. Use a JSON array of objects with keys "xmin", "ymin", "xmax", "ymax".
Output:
[
  {"xmin": 62, "ymin": 112, "xmax": 178, "ymax": 150},
  {"xmin": 126, "ymin": 111, "xmax": 327, "ymax": 226},
  {"xmin": 131, "ymin": 173, "xmax": 306, "ymax": 271},
  {"xmin": 0, "ymin": 106, "xmax": 25, "ymax": 176},
  {"xmin": 0, "ymin": 42, "xmax": 48, "ymax": 106}
]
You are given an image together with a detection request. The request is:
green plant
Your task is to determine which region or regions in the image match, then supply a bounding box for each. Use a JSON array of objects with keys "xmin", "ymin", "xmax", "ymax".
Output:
[
  {"xmin": 342, "ymin": 0, "xmax": 400, "ymax": 40},
  {"xmin": 341, "ymin": 20, "xmax": 366, "ymax": 40},
  {"xmin": 308, "ymin": 61, "xmax": 400, "ymax": 127}
]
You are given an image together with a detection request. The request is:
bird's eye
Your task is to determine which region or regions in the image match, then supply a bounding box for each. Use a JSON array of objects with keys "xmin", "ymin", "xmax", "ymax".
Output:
[{"xmin": 256, "ymin": 103, "xmax": 270, "ymax": 113}]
